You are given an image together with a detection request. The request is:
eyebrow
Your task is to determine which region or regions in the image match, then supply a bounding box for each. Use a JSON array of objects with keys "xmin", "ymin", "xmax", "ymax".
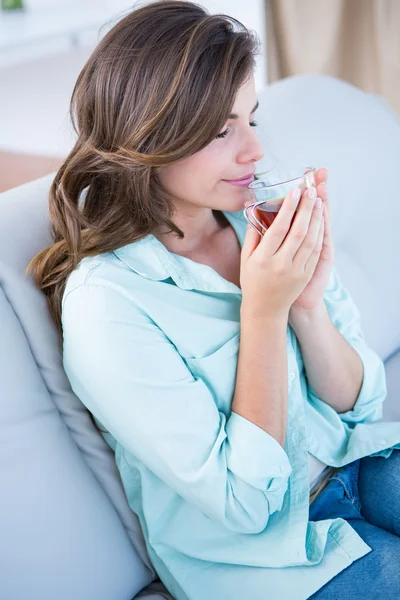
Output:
[{"xmin": 228, "ymin": 100, "xmax": 259, "ymax": 120}]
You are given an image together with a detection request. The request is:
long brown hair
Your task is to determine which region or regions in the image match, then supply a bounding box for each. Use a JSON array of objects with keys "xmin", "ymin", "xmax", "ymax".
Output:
[{"xmin": 26, "ymin": 0, "xmax": 260, "ymax": 337}]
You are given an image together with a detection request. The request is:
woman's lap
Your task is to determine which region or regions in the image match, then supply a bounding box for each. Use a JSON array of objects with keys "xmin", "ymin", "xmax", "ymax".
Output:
[
  {"xmin": 309, "ymin": 519, "xmax": 400, "ymax": 599},
  {"xmin": 308, "ymin": 449, "xmax": 400, "ymax": 599}
]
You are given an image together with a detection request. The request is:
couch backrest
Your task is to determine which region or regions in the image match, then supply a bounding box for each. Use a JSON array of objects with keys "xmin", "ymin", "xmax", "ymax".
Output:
[{"xmin": 0, "ymin": 175, "xmax": 158, "ymax": 600}]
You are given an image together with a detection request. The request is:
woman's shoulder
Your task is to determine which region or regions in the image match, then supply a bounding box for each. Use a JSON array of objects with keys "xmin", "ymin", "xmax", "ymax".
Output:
[
  {"xmin": 62, "ymin": 252, "xmax": 132, "ymax": 310},
  {"xmin": 61, "ymin": 248, "xmax": 153, "ymax": 319},
  {"xmin": 63, "ymin": 254, "xmax": 109, "ymax": 298}
]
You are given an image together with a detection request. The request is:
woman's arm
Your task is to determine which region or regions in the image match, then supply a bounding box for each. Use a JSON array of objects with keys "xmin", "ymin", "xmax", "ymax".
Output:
[
  {"xmin": 289, "ymin": 301, "xmax": 363, "ymax": 414},
  {"xmin": 232, "ymin": 307, "xmax": 290, "ymax": 449},
  {"xmin": 290, "ymin": 265, "xmax": 387, "ymax": 424},
  {"xmin": 62, "ymin": 283, "xmax": 292, "ymax": 535}
]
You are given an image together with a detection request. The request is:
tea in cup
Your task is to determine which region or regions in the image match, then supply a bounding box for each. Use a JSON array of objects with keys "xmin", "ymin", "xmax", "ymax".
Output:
[{"xmin": 243, "ymin": 167, "xmax": 316, "ymax": 236}]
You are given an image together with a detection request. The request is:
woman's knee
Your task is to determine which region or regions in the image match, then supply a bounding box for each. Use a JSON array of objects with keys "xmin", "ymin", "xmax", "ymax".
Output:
[
  {"xmin": 358, "ymin": 449, "xmax": 400, "ymax": 535},
  {"xmin": 349, "ymin": 519, "xmax": 400, "ymax": 589}
]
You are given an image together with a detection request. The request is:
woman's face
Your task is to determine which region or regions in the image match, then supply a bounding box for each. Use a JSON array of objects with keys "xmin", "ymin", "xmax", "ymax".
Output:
[{"xmin": 158, "ymin": 73, "xmax": 264, "ymax": 216}]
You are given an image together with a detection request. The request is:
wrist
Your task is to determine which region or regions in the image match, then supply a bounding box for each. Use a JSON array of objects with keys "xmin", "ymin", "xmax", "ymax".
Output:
[
  {"xmin": 241, "ymin": 303, "xmax": 289, "ymax": 327},
  {"xmin": 289, "ymin": 301, "xmax": 327, "ymax": 327}
]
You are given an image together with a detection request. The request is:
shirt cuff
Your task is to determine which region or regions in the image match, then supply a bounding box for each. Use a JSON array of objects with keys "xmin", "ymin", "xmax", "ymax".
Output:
[
  {"xmin": 225, "ymin": 411, "xmax": 292, "ymax": 491},
  {"xmin": 335, "ymin": 339, "xmax": 386, "ymax": 424}
]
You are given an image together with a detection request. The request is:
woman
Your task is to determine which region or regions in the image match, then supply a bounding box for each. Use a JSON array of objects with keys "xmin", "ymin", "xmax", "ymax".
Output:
[{"xmin": 27, "ymin": 1, "xmax": 400, "ymax": 598}]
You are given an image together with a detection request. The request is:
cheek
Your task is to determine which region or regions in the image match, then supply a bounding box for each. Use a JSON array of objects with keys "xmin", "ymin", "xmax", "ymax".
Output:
[
  {"xmin": 172, "ymin": 156, "xmax": 224, "ymax": 192},
  {"xmin": 194, "ymin": 146, "xmax": 229, "ymax": 184},
  {"xmin": 158, "ymin": 163, "xmax": 188, "ymax": 196},
  {"xmin": 158, "ymin": 145, "xmax": 229, "ymax": 200}
]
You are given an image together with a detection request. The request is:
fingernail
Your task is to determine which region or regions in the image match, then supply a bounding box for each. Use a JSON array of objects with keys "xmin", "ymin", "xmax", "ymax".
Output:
[
  {"xmin": 315, "ymin": 198, "xmax": 322, "ymax": 208},
  {"xmin": 308, "ymin": 186, "xmax": 317, "ymax": 199},
  {"xmin": 320, "ymin": 182, "xmax": 327, "ymax": 188},
  {"xmin": 292, "ymin": 187, "xmax": 301, "ymax": 202}
]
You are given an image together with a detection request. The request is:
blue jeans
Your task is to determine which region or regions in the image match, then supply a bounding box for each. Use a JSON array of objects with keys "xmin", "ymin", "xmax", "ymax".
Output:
[{"xmin": 308, "ymin": 449, "xmax": 400, "ymax": 598}]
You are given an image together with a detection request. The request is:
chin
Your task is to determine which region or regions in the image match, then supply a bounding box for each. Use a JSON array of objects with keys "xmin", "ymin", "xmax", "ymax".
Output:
[
  {"xmin": 230, "ymin": 192, "xmax": 251, "ymax": 210},
  {"xmin": 213, "ymin": 188, "xmax": 251, "ymax": 214}
]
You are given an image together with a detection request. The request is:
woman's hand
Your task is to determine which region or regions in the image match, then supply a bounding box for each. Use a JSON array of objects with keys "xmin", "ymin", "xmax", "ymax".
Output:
[
  {"xmin": 289, "ymin": 168, "xmax": 334, "ymax": 319},
  {"xmin": 241, "ymin": 180, "xmax": 324, "ymax": 322}
]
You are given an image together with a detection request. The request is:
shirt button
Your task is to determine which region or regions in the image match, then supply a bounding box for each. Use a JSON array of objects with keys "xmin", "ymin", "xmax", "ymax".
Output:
[
  {"xmin": 289, "ymin": 372, "xmax": 296, "ymax": 381},
  {"xmin": 379, "ymin": 439, "xmax": 387, "ymax": 446}
]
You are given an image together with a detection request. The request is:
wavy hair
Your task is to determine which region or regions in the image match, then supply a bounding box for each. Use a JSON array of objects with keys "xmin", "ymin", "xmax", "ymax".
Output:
[{"xmin": 26, "ymin": 0, "xmax": 260, "ymax": 337}]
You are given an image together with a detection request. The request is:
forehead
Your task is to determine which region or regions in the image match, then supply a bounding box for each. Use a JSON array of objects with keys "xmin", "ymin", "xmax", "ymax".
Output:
[{"xmin": 229, "ymin": 75, "xmax": 257, "ymax": 116}]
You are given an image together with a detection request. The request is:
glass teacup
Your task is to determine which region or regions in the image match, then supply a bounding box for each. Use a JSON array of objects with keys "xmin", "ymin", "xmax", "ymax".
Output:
[{"xmin": 243, "ymin": 167, "xmax": 317, "ymax": 237}]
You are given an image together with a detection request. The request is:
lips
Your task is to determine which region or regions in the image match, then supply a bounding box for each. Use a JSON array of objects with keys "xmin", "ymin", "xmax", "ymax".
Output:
[{"xmin": 223, "ymin": 172, "xmax": 254, "ymax": 182}]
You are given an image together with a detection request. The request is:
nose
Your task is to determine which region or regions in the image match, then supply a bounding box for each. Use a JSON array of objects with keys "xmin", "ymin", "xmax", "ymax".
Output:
[{"xmin": 237, "ymin": 126, "xmax": 264, "ymax": 165}]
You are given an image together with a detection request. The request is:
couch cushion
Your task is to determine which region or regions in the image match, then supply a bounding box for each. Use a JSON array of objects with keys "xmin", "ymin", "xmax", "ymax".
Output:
[
  {"xmin": 0, "ymin": 286, "xmax": 153, "ymax": 599},
  {"xmin": 382, "ymin": 349, "xmax": 400, "ymax": 423},
  {"xmin": 0, "ymin": 175, "xmax": 163, "ymax": 599}
]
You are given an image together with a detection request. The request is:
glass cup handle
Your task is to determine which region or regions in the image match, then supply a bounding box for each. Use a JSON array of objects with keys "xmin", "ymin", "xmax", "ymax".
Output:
[
  {"xmin": 243, "ymin": 201, "xmax": 268, "ymax": 237},
  {"xmin": 251, "ymin": 202, "xmax": 270, "ymax": 236},
  {"xmin": 243, "ymin": 204, "xmax": 263, "ymax": 236}
]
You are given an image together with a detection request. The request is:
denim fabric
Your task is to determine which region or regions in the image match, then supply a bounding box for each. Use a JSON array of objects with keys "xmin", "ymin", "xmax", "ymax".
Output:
[{"xmin": 308, "ymin": 449, "xmax": 400, "ymax": 598}]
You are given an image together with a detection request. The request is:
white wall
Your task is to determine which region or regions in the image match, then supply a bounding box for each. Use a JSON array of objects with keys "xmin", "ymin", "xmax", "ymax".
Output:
[{"xmin": 0, "ymin": 0, "xmax": 267, "ymax": 157}]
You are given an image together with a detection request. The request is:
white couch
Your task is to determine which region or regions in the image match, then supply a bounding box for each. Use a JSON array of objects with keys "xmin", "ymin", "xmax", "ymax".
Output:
[{"xmin": 0, "ymin": 74, "xmax": 399, "ymax": 599}]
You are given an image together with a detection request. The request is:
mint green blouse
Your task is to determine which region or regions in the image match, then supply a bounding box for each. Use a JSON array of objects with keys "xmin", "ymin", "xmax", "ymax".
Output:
[{"xmin": 62, "ymin": 208, "xmax": 400, "ymax": 600}]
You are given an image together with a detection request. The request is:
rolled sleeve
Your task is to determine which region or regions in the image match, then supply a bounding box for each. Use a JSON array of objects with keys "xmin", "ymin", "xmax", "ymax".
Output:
[
  {"xmin": 334, "ymin": 339, "xmax": 387, "ymax": 424},
  {"xmin": 226, "ymin": 412, "xmax": 292, "ymax": 493}
]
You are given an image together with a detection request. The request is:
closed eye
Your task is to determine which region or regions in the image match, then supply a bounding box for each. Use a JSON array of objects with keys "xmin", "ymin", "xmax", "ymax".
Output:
[{"xmin": 216, "ymin": 120, "xmax": 258, "ymax": 139}]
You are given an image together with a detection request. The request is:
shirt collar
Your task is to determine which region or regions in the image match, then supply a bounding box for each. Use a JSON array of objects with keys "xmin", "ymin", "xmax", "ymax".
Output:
[{"xmin": 112, "ymin": 210, "xmax": 247, "ymax": 294}]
